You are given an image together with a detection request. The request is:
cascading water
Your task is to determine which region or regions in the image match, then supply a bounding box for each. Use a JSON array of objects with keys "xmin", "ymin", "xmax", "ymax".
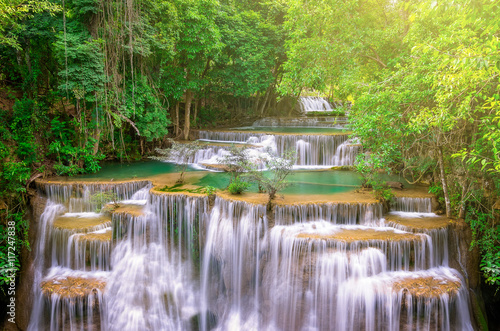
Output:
[
  {"xmin": 28, "ymin": 180, "xmax": 473, "ymax": 330},
  {"xmin": 392, "ymin": 197, "xmax": 432, "ymax": 213},
  {"xmin": 197, "ymin": 130, "xmax": 351, "ymax": 167},
  {"xmin": 299, "ymin": 97, "xmax": 333, "ymax": 112},
  {"xmin": 253, "ymin": 117, "xmax": 349, "ymax": 128},
  {"xmin": 274, "ymin": 202, "xmax": 384, "ymax": 226}
]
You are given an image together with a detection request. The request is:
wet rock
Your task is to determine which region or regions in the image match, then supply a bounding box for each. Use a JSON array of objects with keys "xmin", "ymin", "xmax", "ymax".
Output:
[
  {"xmin": 448, "ymin": 218, "xmax": 483, "ymax": 329},
  {"xmin": 189, "ymin": 311, "xmax": 218, "ymax": 331},
  {"xmin": 14, "ymin": 195, "xmax": 47, "ymax": 331}
]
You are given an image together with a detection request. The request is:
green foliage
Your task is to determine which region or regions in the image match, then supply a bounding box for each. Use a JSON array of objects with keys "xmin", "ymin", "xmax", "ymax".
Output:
[
  {"xmin": 0, "ymin": 211, "xmax": 30, "ymax": 292},
  {"xmin": 48, "ymin": 117, "xmax": 104, "ymax": 176},
  {"xmin": 204, "ymin": 185, "xmax": 216, "ymax": 196},
  {"xmin": 89, "ymin": 191, "xmax": 118, "ymax": 213},
  {"xmin": 355, "ymin": 155, "xmax": 394, "ymax": 204},
  {"xmin": 227, "ymin": 176, "xmax": 250, "ymax": 195},
  {"xmin": 121, "ymin": 76, "xmax": 170, "ymax": 141},
  {"xmin": 305, "ymin": 110, "xmax": 346, "ymax": 117},
  {"xmin": 466, "ymin": 207, "xmax": 500, "ymax": 287}
]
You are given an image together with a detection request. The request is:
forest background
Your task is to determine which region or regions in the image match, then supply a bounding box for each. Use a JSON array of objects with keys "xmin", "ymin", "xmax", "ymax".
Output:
[{"xmin": 0, "ymin": 0, "xmax": 499, "ymax": 325}]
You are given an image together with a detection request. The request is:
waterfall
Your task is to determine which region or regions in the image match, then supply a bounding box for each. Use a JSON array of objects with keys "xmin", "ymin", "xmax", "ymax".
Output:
[
  {"xmin": 200, "ymin": 197, "xmax": 268, "ymax": 330},
  {"xmin": 274, "ymin": 202, "xmax": 384, "ymax": 226},
  {"xmin": 105, "ymin": 192, "xmax": 208, "ymax": 331},
  {"xmin": 198, "ymin": 131, "xmax": 350, "ymax": 166},
  {"xmin": 334, "ymin": 140, "xmax": 362, "ymax": 166},
  {"xmin": 334, "ymin": 267, "xmax": 472, "ymax": 331},
  {"xmin": 28, "ymin": 179, "xmax": 473, "ymax": 331},
  {"xmin": 253, "ymin": 117, "xmax": 349, "ymax": 128},
  {"xmin": 299, "ymin": 97, "xmax": 333, "ymax": 112},
  {"xmin": 392, "ymin": 197, "xmax": 432, "ymax": 213}
]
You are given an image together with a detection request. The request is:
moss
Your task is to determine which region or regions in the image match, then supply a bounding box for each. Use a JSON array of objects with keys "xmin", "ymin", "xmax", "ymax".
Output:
[
  {"xmin": 470, "ymin": 291, "xmax": 489, "ymax": 331},
  {"xmin": 158, "ymin": 183, "xmax": 205, "ymax": 194},
  {"xmin": 305, "ymin": 111, "xmax": 346, "ymax": 117},
  {"xmin": 330, "ymin": 166, "xmax": 354, "ymax": 171}
]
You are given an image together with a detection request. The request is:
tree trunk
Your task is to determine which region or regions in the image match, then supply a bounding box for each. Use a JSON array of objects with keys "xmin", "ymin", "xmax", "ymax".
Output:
[
  {"xmin": 193, "ymin": 97, "xmax": 199, "ymax": 127},
  {"xmin": 92, "ymin": 126, "xmax": 101, "ymax": 156},
  {"xmin": 437, "ymin": 146, "xmax": 452, "ymax": 217},
  {"xmin": 260, "ymin": 88, "xmax": 271, "ymax": 116},
  {"xmin": 175, "ymin": 102, "xmax": 180, "ymax": 136},
  {"xmin": 459, "ymin": 179, "xmax": 468, "ymax": 219},
  {"xmin": 183, "ymin": 90, "xmax": 193, "ymax": 140}
]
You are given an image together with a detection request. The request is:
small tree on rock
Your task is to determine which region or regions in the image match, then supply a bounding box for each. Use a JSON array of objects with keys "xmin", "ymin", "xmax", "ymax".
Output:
[
  {"xmin": 244, "ymin": 149, "xmax": 296, "ymax": 204},
  {"xmin": 152, "ymin": 139, "xmax": 202, "ymax": 184}
]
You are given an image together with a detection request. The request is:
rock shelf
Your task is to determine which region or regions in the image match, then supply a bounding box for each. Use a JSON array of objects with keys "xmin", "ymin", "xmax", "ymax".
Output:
[
  {"xmin": 41, "ymin": 276, "xmax": 106, "ymax": 299},
  {"xmin": 296, "ymin": 228, "xmax": 422, "ymax": 243},
  {"xmin": 392, "ymin": 275, "xmax": 461, "ymax": 298},
  {"xmin": 53, "ymin": 214, "xmax": 112, "ymax": 232}
]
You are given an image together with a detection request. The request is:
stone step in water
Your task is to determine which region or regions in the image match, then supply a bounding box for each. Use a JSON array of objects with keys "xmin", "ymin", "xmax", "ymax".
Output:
[
  {"xmin": 392, "ymin": 196, "xmax": 433, "ymax": 213},
  {"xmin": 274, "ymin": 202, "xmax": 383, "ymax": 226},
  {"xmin": 334, "ymin": 268, "xmax": 472, "ymax": 331},
  {"xmin": 39, "ymin": 273, "xmax": 107, "ymax": 331},
  {"xmin": 50, "ymin": 213, "xmax": 112, "ymax": 269},
  {"xmin": 37, "ymin": 180, "xmax": 151, "ymax": 213},
  {"xmin": 271, "ymin": 222, "xmax": 435, "ymax": 271},
  {"xmin": 111, "ymin": 204, "xmax": 148, "ymax": 245},
  {"xmin": 64, "ymin": 228, "xmax": 112, "ymax": 271},
  {"xmin": 384, "ymin": 211, "xmax": 451, "ymax": 267}
]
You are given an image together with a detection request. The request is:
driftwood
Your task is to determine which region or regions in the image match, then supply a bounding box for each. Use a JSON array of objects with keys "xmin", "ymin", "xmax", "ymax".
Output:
[{"xmin": 386, "ymin": 181, "xmax": 404, "ymax": 190}]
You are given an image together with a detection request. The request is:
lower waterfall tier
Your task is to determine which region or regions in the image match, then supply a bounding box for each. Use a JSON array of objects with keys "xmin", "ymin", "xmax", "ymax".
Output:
[{"xmin": 27, "ymin": 181, "xmax": 474, "ymax": 331}]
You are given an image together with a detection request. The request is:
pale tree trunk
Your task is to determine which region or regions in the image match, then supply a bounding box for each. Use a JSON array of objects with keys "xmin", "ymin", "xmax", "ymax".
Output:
[
  {"xmin": 260, "ymin": 88, "xmax": 271, "ymax": 116},
  {"xmin": 437, "ymin": 145, "xmax": 452, "ymax": 217},
  {"xmin": 183, "ymin": 90, "xmax": 193, "ymax": 140},
  {"xmin": 92, "ymin": 127, "xmax": 101, "ymax": 155}
]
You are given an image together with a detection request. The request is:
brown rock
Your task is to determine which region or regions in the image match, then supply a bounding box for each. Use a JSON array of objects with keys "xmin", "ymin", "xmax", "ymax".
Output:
[{"xmin": 15, "ymin": 195, "xmax": 47, "ymax": 330}]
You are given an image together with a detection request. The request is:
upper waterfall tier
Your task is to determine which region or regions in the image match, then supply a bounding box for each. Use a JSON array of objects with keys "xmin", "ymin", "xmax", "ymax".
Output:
[
  {"xmin": 300, "ymin": 96, "xmax": 333, "ymax": 112},
  {"xmin": 197, "ymin": 129, "xmax": 357, "ymax": 167},
  {"xmin": 253, "ymin": 116, "xmax": 349, "ymax": 128}
]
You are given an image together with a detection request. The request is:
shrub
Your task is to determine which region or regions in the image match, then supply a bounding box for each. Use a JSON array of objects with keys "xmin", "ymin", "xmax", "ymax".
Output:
[
  {"xmin": 204, "ymin": 186, "xmax": 217, "ymax": 196},
  {"xmin": 227, "ymin": 176, "xmax": 250, "ymax": 195}
]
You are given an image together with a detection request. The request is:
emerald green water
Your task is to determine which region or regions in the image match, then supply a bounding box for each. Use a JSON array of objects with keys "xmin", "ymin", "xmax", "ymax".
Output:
[
  {"xmin": 194, "ymin": 170, "xmax": 363, "ymax": 195},
  {"xmin": 232, "ymin": 126, "xmax": 351, "ymax": 135},
  {"xmin": 77, "ymin": 161, "xmax": 192, "ymax": 180},
  {"xmin": 77, "ymin": 161, "xmax": 415, "ymax": 194}
]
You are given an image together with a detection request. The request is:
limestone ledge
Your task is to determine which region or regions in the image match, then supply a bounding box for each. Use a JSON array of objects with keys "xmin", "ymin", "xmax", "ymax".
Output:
[
  {"xmin": 35, "ymin": 177, "xmax": 436, "ymax": 208},
  {"xmin": 41, "ymin": 276, "xmax": 106, "ymax": 299},
  {"xmin": 198, "ymin": 129, "xmax": 352, "ymax": 136},
  {"xmin": 53, "ymin": 215, "xmax": 111, "ymax": 231},
  {"xmin": 111, "ymin": 204, "xmax": 147, "ymax": 217},
  {"xmin": 385, "ymin": 214, "xmax": 454, "ymax": 231},
  {"xmin": 296, "ymin": 228, "xmax": 422, "ymax": 243},
  {"xmin": 392, "ymin": 275, "xmax": 461, "ymax": 298},
  {"xmin": 76, "ymin": 230, "xmax": 112, "ymax": 242}
]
